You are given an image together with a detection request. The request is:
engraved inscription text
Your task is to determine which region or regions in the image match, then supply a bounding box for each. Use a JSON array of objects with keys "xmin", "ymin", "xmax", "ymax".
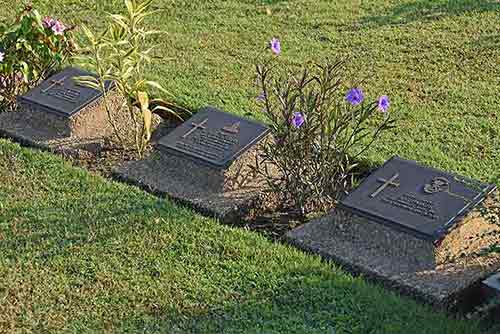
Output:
[
  {"xmin": 382, "ymin": 192, "xmax": 438, "ymax": 220},
  {"xmin": 175, "ymin": 127, "xmax": 238, "ymax": 162},
  {"xmin": 41, "ymin": 76, "xmax": 81, "ymax": 103}
]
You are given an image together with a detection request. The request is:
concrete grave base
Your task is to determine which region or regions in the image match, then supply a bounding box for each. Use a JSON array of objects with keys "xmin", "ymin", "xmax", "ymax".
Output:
[
  {"xmin": 0, "ymin": 110, "xmax": 106, "ymax": 160},
  {"xmin": 155, "ymin": 145, "xmax": 263, "ymax": 194},
  {"xmin": 17, "ymin": 95, "xmax": 113, "ymax": 139},
  {"xmin": 113, "ymin": 151, "xmax": 264, "ymax": 223},
  {"xmin": 286, "ymin": 192, "xmax": 500, "ymax": 310},
  {"xmin": 115, "ymin": 106, "xmax": 270, "ymax": 223},
  {"xmin": 0, "ymin": 93, "xmax": 164, "ymax": 160},
  {"xmin": 0, "ymin": 93, "xmax": 123, "ymax": 157}
]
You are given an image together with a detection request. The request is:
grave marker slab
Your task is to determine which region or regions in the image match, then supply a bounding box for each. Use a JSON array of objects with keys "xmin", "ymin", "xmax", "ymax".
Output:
[
  {"xmin": 114, "ymin": 106, "xmax": 270, "ymax": 222},
  {"xmin": 154, "ymin": 107, "xmax": 270, "ymax": 192},
  {"xmin": 15, "ymin": 67, "xmax": 116, "ymax": 138},
  {"xmin": 340, "ymin": 156, "xmax": 496, "ymax": 242},
  {"xmin": 157, "ymin": 107, "xmax": 269, "ymax": 169},
  {"xmin": 18, "ymin": 67, "xmax": 112, "ymax": 117}
]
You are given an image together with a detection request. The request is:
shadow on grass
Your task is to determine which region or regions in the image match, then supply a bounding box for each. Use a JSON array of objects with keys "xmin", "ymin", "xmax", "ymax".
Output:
[
  {"xmin": 362, "ymin": 0, "xmax": 500, "ymax": 26},
  {"xmin": 116, "ymin": 266, "xmax": 481, "ymax": 334}
]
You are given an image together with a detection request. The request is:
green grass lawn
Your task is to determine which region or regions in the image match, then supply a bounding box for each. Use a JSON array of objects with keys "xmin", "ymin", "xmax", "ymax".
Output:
[
  {"xmin": 0, "ymin": 0, "xmax": 499, "ymax": 332},
  {"xmin": 0, "ymin": 139, "xmax": 484, "ymax": 332}
]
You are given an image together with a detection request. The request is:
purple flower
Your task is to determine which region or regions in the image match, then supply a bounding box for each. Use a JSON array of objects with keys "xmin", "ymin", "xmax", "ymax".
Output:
[
  {"xmin": 345, "ymin": 87, "xmax": 364, "ymax": 106},
  {"xmin": 0, "ymin": 52, "xmax": 4, "ymax": 63},
  {"xmin": 51, "ymin": 20, "xmax": 66, "ymax": 35},
  {"xmin": 43, "ymin": 16, "xmax": 66, "ymax": 35},
  {"xmin": 291, "ymin": 112, "xmax": 305, "ymax": 128},
  {"xmin": 42, "ymin": 16, "xmax": 55, "ymax": 29},
  {"xmin": 256, "ymin": 91, "xmax": 266, "ymax": 102},
  {"xmin": 269, "ymin": 38, "xmax": 281, "ymax": 55},
  {"xmin": 378, "ymin": 95, "xmax": 390, "ymax": 113}
]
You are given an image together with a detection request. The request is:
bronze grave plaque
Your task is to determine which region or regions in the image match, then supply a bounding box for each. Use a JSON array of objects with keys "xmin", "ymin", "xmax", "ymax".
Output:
[
  {"xmin": 340, "ymin": 156, "xmax": 496, "ymax": 242},
  {"xmin": 157, "ymin": 107, "xmax": 269, "ymax": 168},
  {"xmin": 17, "ymin": 67, "xmax": 112, "ymax": 117}
]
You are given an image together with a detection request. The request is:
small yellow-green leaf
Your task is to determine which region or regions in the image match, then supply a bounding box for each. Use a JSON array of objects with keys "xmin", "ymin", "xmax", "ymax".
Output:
[
  {"xmin": 109, "ymin": 14, "xmax": 129, "ymax": 31},
  {"xmin": 138, "ymin": 91, "xmax": 152, "ymax": 142},
  {"xmin": 136, "ymin": 0, "xmax": 154, "ymax": 15},
  {"xmin": 138, "ymin": 91, "xmax": 151, "ymax": 135},
  {"xmin": 143, "ymin": 108, "xmax": 152, "ymax": 142},
  {"xmin": 145, "ymin": 81, "xmax": 171, "ymax": 95},
  {"xmin": 74, "ymin": 75, "xmax": 99, "ymax": 84},
  {"xmin": 125, "ymin": 0, "xmax": 135, "ymax": 15},
  {"xmin": 138, "ymin": 91, "xmax": 149, "ymax": 111},
  {"xmin": 73, "ymin": 78, "xmax": 101, "ymax": 91},
  {"xmin": 81, "ymin": 25, "xmax": 96, "ymax": 44}
]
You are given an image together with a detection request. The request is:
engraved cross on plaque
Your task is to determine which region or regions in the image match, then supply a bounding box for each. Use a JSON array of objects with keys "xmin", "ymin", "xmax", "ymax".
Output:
[
  {"xmin": 182, "ymin": 118, "xmax": 208, "ymax": 139},
  {"xmin": 41, "ymin": 76, "xmax": 67, "ymax": 94},
  {"xmin": 370, "ymin": 173, "xmax": 400, "ymax": 198}
]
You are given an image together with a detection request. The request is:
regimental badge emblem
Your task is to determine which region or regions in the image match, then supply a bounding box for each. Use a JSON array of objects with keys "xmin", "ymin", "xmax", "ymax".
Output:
[
  {"xmin": 424, "ymin": 176, "xmax": 472, "ymax": 202},
  {"xmin": 222, "ymin": 122, "xmax": 240, "ymax": 134}
]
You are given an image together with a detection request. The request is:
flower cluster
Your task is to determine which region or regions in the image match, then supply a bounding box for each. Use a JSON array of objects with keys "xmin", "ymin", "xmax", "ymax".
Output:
[
  {"xmin": 253, "ymin": 38, "xmax": 396, "ymax": 215},
  {"xmin": 378, "ymin": 95, "xmax": 390, "ymax": 113},
  {"xmin": 346, "ymin": 87, "xmax": 390, "ymax": 113},
  {"xmin": 291, "ymin": 112, "xmax": 305, "ymax": 128},
  {"xmin": 42, "ymin": 16, "xmax": 66, "ymax": 35},
  {"xmin": 0, "ymin": 5, "xmax": 75, "ymax": 110},
  {"xmin": 345, "ymin": 87, "xmax": 364, "ymax": 106},
  {"xmin": 258, "ymin": 39, "xmax": 391, "ymax": 131},
  {"xmin": 256, "ymin": 91, "xmax": 266, "ymax": 102}
]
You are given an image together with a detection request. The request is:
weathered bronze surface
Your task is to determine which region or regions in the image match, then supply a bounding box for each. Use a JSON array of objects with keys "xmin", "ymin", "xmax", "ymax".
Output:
[
  {"xmin": 341, "ymin": 156, "xmax": 496, "ymax": 242},
  {"xmin": 157, "ymin": 107, "xmax": 269, "ymax": 169},
  {"xmin": 18, "ymin": 67, "xmax": 112, "ymax": 117}
]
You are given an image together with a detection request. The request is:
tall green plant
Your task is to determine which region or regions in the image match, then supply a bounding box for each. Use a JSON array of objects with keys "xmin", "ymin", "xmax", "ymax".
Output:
[
  {"xmin": 253, "ymin": 38, "xmax": 395, "ymax": 216},
  {"xmin": 74, "ymin": 0, "xmax": 179, "ymax": 157},
  {"xmin": 0, "ymin": 4, "xmax": 75, "ymax": 110}
]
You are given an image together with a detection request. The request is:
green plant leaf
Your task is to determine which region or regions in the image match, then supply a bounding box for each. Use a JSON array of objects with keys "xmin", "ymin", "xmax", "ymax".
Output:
[
  {"xmin": 81, "ymin": 25, "xmax": 97, "ymax": 45},
  {"xmin": 108, "ymin": 14, "xmax": 130, "ymax": 32},
  {"xmin": 31, "ymin": 9, "xmax": 43, "ymax": 28},
  {"xmin": 125, "ymin": 0, "xmax": 135, "ymax": 16},
  {"xmin": 138, "ymin": 90, "xmax": 152, "ymax": 141},
  {"xmin": 74, "ymin": 79, "xmax": 101, "ymax": 91},
  {"xmin": 137, "ymin": 0, "xmax": 155, "ymax": 13},
  {"xmin": 145, "ymin": 81, "xmax": 170, "ymax": 95},
  {"xmin": 152, "ymin": 105, "xmax": 184, "ymax": 121}
]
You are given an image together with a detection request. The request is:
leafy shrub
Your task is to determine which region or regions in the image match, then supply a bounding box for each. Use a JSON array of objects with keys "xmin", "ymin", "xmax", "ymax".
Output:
[
  {"xmin": 0, "ymin": 4, "xmax": 75, "ymax": 110},
  {"xmin": 75, "ymin": 0, "xmax": 181, "ymax": 157},
  {"xmin": 253, "ymin": 39, "xmax": 395, "ymax": 216}
]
